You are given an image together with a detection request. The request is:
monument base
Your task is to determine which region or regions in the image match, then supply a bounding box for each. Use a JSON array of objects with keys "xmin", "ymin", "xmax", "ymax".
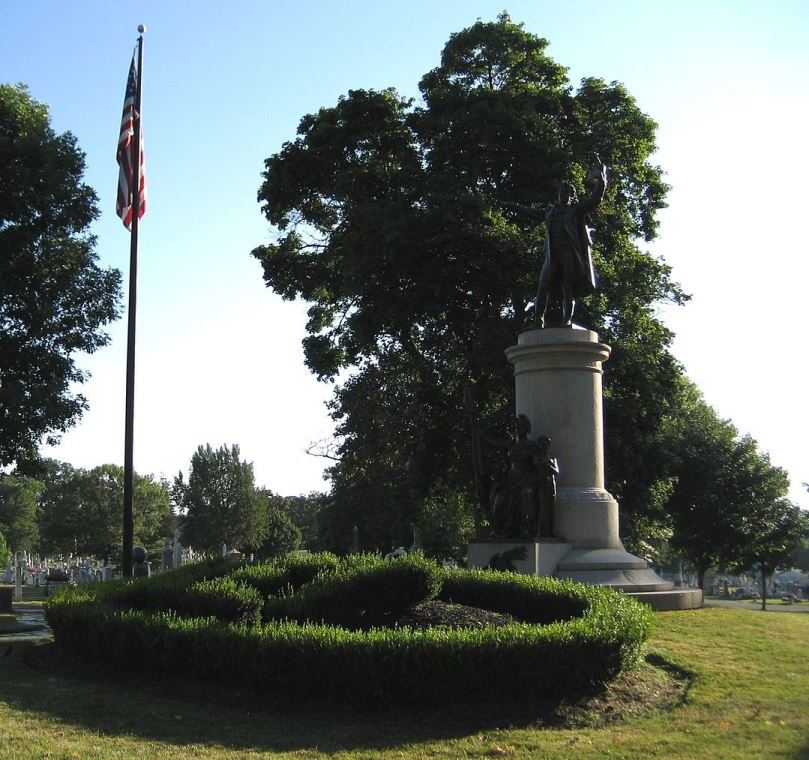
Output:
[
  {"xmin": 627, "ymin": 587, "xmax": 704, "ymax": 611},
  {"xmin": 554, "ymin": 547, "xmax": 674, "ymax": 592},
  {"xmin": 553, "ymin": 487, "xmax": 622, "ymax": 548},
  {"xmin": 465, "ymin": 541, "xmax": 703, "ymax": 610},
  {"xmin": 468, "ymin": 539, "xmax": 573, "ymax": 575},
  {"xmin": 494, "ymin": 326, "xmax": 703, "ymax": 610},
  {"xmin": 554, "ymin": 547, "xmax": 703, "ymax": 609}
]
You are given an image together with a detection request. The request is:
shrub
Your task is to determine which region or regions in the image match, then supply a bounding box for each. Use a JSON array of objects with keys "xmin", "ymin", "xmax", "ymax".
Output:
[
  {"xmin": 231, "ymin": 552, "xmax": 339, "ymax": 598},
  {"xmin": 44, "ymin": 554, "xmax": 654, "ymax": 707},
  {"xmin": 438, "ymin": 567, "xmax": 587, "ymax": 624},
  {"xmin": 106, "ymin": 558, "xmax": 235, "ymax": 614},
  {"xmin": 264, "ymin": 553, "xmax": 442, "ymax": 627},
  {"xmin": 178, "ymin": 577, "xmax": 263, "ymax": 624}
]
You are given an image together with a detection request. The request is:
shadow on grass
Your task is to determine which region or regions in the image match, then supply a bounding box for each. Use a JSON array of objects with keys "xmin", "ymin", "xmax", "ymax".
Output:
[{"xmin": 1, "ymin": 642, "xmax": 689, "ymax": 754}]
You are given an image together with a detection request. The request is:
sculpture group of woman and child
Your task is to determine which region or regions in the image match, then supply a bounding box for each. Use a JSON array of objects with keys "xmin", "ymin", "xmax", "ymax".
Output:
[{"xmin": 473, "ymin": 414, "xmax": 559, "ymax": 540}]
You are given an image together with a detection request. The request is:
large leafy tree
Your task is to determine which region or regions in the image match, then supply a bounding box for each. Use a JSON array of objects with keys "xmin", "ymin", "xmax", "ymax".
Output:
[
  {"xmin": 253, "ymin": 15, "xmax": 686, "ymax": 551},
  {"xmin": 665, "ymin": 382, "xmax": 796, "ymax": 590},
  {"xmin": 0, "ymin": 84, "xmax": 121, "ymax": 466},
  {"xmin": 31, "ymin": 459, "xmax": 82, "ymax": 555},
  {"xmin": 0, "ymin": 530, "xmax": 9, "ymax": 566},
  {"xmin": 732, "ymin": 500, "xmax": 809, "ymax": 609},
  {"xmin": 277, "ymin": 491, "xmax": 325, "ymax": 551},
  {"xmin": 0, "ymin": 473, "xmax": 42, "ymax": 553},
  {"xmin": 791, "ymin": 540, "xmax": 809, "ymax": 573},
  {"xmin": 253, "ymin": 489, "xmax": 302, "ymax": 559},
  {"xmin": 174, "ymin": 444, "xmax": 268, "ymax": 554}
]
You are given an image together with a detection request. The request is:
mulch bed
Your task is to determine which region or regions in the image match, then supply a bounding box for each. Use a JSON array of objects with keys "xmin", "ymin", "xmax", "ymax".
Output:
[{"xmin": 395, "ymin": 600, "xmax": 515, "ymax": 629}]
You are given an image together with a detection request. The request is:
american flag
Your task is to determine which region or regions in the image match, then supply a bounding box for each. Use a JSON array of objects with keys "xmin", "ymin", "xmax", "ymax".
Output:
[{"xmin": 116, "ymin": 53, "xmax": 146, "ymax": 229}]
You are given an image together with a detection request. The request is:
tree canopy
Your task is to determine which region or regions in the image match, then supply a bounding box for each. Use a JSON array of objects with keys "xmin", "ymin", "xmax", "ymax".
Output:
[
  {"xmin": 253, "ymin": 15, "xmax": 686, "ymax": 551},
  {"xmin": 664, "ymin": 381, "xmax": 802, "ymax": 589},
  {"xmin": 174, "ymin": 444, "xmax": 269, "ymax": 554},
  {"xmin": 0, "ymin": 84, "xmax": 121, "ymax": 466},
  {"xmin": 0, "ymin": 473, "xmax": 42, "ymax": 553},
  {"xmin": 253, "ymin": 489, "xmax": 302, "ymax": 559},
  {"xmin": 35, "ymin": 460, "xmax": 172, "ymax": 561}
]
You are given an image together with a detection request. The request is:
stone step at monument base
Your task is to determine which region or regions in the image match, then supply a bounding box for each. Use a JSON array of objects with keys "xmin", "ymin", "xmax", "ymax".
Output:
[
  {"xmin": 625, "ymin": 588, "xmax": 704, "ymax": 611},
  {"xmin": 466, "ymin": 541, "xmax": 704, "ymax": 610},
  {"xmin": 554, "ymin": 567, "xmax": 675, "ymax": 592},
  {"xmin": 554, "ymin": 547, "xmax": 703, "ymax": 610},
  {"xmin": 554, "ymin": 548, "xmax": 674, "ymax": 592},
  {"xmin": 555, "ymin": 547, "xmax": 675, "ymax": 592}
]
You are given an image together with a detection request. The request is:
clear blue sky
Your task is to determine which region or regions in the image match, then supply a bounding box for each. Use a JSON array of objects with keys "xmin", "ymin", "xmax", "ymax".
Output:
[{"xmin": 2, "ymin": 1, "xmax": 808, "ymax": 506}]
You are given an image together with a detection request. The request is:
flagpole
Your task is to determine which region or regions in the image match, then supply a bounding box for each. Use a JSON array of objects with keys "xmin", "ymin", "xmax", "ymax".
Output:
[{"xmin": 122, "ymin": 26, "xmax": 145, "ymax": 578}]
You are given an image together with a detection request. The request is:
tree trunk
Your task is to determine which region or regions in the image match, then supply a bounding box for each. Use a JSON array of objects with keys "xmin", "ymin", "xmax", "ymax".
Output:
[{"xmin": 696, "ymin": 564, "xmax": 706, "ymax": 591}]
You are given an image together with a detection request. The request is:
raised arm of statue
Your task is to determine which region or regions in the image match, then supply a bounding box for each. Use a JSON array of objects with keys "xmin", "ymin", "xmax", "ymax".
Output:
[{"xmin": 578, "ymin": 159, "xmax": 607, "ymax": 213}]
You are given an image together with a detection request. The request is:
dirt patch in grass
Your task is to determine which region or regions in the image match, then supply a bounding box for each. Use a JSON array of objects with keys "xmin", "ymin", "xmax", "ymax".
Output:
[
  {"xmin": 540, "ymin": 652, "xmax": 693, "ymax": 729},
  {"xmin": 389, "ymin": 601, "xmax": 692, "ymax": 727}
]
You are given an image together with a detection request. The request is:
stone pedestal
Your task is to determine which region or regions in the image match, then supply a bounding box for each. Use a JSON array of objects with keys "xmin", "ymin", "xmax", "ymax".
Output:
[
  {"xmin": 506, "ymin": 328, "xmax": 619, "ymax": 549},
  {"xmin": 503, "ymin": 327, "xmax": 701, "ymax": 610},
  {"xmin": 468, "ymin": 539, "xmax": 573, "ymax": 575}
]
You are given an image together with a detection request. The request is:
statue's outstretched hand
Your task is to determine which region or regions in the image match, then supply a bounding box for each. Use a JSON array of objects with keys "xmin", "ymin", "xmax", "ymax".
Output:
[{"xmin": 587, "ymin": 156, "xmax": 607, "ymax": 185}]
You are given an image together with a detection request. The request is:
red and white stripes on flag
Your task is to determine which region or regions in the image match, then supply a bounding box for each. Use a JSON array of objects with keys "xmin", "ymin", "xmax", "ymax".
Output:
[{"xmin": 116, "ymin": 54, "xmax": 146, "ymax": 229}]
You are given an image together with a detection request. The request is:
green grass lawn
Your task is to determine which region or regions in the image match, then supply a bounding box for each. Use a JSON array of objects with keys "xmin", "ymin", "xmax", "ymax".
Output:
[{"xmin": 0, "ymin": 606, "xmax": 807, "ymax": 759}]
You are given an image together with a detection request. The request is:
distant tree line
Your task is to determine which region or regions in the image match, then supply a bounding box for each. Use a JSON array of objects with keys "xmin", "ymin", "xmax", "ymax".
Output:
[
  {"xmin": 1, "ymin": 461, "xmax": 172, "ymax": 562},
  {"xmin": 0, "ymin": 446, "xmax": 316, "ymax": 566}
]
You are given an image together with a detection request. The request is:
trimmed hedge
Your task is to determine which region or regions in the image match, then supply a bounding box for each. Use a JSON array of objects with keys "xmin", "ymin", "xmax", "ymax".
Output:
[
  {"xmin": 230, "ymin": 552, "xmax": 339, "ymax": 599},
  {"xmin": 45, "ymin": 554, "xmax": 654, "ymax": 706},
  {"xmin": 106, "ymin": 558, "xmax": 235, "ymax": 614},
  {"xmin": 264, "ymin": 553, "xmax": 442, "ymax": 627},
  {"xmin": 438, "ymin": 567, "xmax": 588, "ymax": 624},
  {"xmin": 180, "ymin": 577, "xmax": 263, "ymax": 624}
]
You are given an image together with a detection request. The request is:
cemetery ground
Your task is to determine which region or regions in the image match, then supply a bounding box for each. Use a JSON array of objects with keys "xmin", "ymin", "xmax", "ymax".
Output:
[{"xmin": 0, "ymin": 606, "xmax": 805, "ymax": 759}]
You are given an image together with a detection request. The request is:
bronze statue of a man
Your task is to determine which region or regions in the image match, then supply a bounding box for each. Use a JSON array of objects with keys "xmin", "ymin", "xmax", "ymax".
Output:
[{"xmin": 534, "ymin": 161, "xmax": 607, "ymax": 328}]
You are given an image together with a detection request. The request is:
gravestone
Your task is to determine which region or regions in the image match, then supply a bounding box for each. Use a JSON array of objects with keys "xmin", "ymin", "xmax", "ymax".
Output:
[
  {"xmin": 132, "ymin": 546, "xmax": 151, "ymax": 578},
  {"xmin": 14, "ymin": 560, "xmax": 23, "ymax": 602}
]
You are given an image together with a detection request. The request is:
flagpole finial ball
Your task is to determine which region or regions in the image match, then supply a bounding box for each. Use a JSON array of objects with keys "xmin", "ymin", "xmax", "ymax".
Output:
[{"xmin": 138, "ymin": 24, "xmax": 147, "ymax": 33}]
